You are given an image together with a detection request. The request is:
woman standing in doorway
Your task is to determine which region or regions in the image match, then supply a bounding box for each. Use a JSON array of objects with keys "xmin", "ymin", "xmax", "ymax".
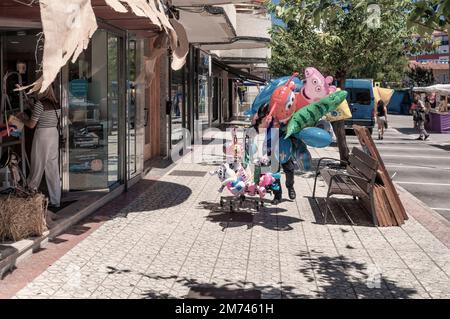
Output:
[
  {"xmin": 376, "ymin": 100, "xmax": 388, "ymax": 140},
  {"xmin": 18, "ymin": 86, "xmax": 61, "ymax": 209}
]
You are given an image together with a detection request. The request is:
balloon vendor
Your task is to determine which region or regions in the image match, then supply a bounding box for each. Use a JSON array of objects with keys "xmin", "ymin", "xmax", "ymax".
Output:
[{"xmin": 246, "ymin": 67, "xmax": 349, "ymax": 204}]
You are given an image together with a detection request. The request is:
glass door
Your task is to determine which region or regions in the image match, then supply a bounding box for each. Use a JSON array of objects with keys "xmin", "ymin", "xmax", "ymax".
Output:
[
  {"xmin": 126, "ymin": 37, "xmax": 145, "ymax": 180},
  {"xmin": 170, "ymin": 67, "xmax": 186, "ymax": 147},
  {"xmin": 63, "ymin": 29, "xmax": 123, "ymax": 191}
]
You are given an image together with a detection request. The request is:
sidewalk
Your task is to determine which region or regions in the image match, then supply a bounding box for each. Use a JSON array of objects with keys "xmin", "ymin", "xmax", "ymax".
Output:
[{"xmin": 2, "ymin": 137, "xmax": 450, "ymax": 299}]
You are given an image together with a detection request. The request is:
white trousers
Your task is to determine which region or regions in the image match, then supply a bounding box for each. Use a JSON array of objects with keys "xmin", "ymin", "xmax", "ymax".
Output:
[{"xmin": 28, "ymin": 127, "xmax": 61, "ymax": 206}]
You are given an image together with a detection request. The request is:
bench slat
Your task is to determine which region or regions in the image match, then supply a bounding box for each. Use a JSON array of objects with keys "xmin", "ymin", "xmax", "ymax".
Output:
[
  {"xmin": 352, "ymin": 147, "xmax": 378, "ymax": 170},
  {"xmin": 348, "ymin": 156, "xmax": 377, "ymax": 181},
  {"xmin": 319, "ymin": 168, "xmax": 368, "ymax": 198},
  {"xmin": 346, "ymin": 166, "xmax": 372, "ymax": 193}
]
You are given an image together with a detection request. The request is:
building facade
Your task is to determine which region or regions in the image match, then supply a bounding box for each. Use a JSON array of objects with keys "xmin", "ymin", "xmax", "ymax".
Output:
[{"xmin": 0, "ymin": 1, "xmax": 270, "ymax": 241}]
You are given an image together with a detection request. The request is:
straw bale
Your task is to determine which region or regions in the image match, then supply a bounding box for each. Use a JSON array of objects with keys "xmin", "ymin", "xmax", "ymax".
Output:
[{"xmin": 0, "ymin": 193, "xmax": 48, "ymax": 242}]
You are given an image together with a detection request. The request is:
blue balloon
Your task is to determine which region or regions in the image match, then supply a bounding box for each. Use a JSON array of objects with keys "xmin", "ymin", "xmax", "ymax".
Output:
[
  {"xmin": 277, "ymin": 136, "xmax": 293, "ymax": 165},
  {"xmin": 298, "ymin": 127, "xmax": 332, "ymax": 148},
  {"xmin": 291, "ymin": 139, "xmax": 312, "ymax": 171},
  {"xmin": 245, "ymin": 76, "xmax": 303, "ymax": 116}
]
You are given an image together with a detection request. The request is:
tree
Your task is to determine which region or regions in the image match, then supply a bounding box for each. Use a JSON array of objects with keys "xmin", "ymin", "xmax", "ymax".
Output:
[
  {"xmin": 408, "ymin": 0, "xmax": 450, "ymax": 81},
  {"xmin": 268, "ymin": 0, "xmax": 416, "ymax": 86},
  {"xmin": 406, "ymin": 65, "xmax": 435, "ymax": 87},
  {"xmin": 267, "ymin": 0, "xmax": 417, "ymax": 162}
]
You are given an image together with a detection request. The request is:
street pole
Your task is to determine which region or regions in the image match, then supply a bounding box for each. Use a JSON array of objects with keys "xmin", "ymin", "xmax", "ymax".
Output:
[{"xmin": 448, "ymin": 29, "xmax": 450, "ymax": 83}]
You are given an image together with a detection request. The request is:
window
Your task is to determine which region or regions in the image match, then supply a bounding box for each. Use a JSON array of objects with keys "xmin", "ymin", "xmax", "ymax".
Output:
[
  {"xmin": 67, "ymin": 30, "xmax": 121, "ymax": 191},
  {"xmin": 350, "ymin": 89, "xmax": 371, "ymax": 105}
]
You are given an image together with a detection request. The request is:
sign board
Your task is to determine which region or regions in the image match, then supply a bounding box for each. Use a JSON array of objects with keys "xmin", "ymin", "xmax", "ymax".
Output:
[{"xmin": 69, "ymin": 79, "xmax": 88, "ymax": 98}]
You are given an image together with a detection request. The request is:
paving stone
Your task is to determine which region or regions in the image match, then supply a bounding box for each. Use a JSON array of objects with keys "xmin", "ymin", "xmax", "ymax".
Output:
[{"xmin": 11, "ymin": 144, "xmax": 450, "ymax": 300}]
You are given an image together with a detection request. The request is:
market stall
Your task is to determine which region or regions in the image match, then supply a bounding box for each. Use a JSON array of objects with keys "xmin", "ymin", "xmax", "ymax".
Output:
[{"xmin": 413, "ymin": 84, "xmax": 450, "ymax": 133}]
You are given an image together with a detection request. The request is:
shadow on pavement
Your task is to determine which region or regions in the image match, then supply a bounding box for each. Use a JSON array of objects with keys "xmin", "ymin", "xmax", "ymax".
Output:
[
  {"xmin": 116, "ymin": 180, "xmax": 193, "ymax": 218},
  {"xmin": 129, "ymin": 256, "xmax": 419, "ymax": 299},
  {"xmin": 431, "ymin": 144, "xmax": 450, "ymax": 151},
  {"xmin": 198, "ymin": 200, "xmax": 303, "ymax": 231},
  {"xmin": 49, "ymin": 180, "xmax": 192, "ymax": 245},
  {"xmin": 296, "ymin": 251, "xmax": 419, "ymax": 299},
  {"xmin": 395, "ymin": 127, "xmax": 418, "ymax": 135},
  {"xmin": 307, "ymin": 197, "xmax": 376, "ymax": 227}
]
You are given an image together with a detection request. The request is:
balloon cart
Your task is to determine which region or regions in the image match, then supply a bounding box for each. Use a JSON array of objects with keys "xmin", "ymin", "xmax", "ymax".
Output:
[{"xmin": 209, "ymin": 127, "xmax": 281, "ymax": 213}]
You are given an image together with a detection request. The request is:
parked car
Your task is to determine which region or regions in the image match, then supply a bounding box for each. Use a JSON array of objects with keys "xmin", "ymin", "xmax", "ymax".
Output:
[{"xmin": 344, "ymin": 79, "xmax": 375, "ymax": 133}]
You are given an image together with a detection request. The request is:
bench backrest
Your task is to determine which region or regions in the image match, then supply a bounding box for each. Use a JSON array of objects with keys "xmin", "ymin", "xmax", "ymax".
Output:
[{"xmin": 347, "ymin": 147, "xmax": 378, "ymax": 193}]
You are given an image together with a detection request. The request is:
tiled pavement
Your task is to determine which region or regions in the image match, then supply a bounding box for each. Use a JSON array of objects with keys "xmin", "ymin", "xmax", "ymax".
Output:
[{"xmin": 4, "ymin": 142, "xmax": 450, "ymax": 299}]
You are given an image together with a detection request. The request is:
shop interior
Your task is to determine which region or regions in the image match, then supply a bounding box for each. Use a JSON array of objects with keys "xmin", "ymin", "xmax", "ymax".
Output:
[{"xmin": 1, "ymin": 29, "xmax": 129, "ymax": 224}]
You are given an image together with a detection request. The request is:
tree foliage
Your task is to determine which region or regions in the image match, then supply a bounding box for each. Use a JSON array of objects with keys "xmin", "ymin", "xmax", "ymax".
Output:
[
  {"xmin": 405, "ymin": 65, "xmax": 435, "ymax": 87},
  {"xmin": 408, "ymin": 0, "xmax": 450, "ymax": 33},
  {"xmin": 267, "ymin": 0, "xmax": 417, "ymax": 86}
]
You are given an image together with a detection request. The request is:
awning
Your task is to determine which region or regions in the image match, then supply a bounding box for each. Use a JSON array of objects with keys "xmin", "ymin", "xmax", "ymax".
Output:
[
  {"xmin": 0, "ymin": 0, "xmax": 188, "ymax": 93},
  {"xmin": 413, "ymin": 84, "xmax": 450, "ymax": 95},
  {"xmin": 212, "ymin": 58, "xmax": 266, "ymax": 84},
  {"xmin": 176, "ymin": 5, "xmax": 236, "ymax": 43},
  {"xmin": 199, "ymin": 36, "xmax": 269, "ymax": 50},
  {"xmin": 172, "ymin": 1, "xmax": 262, "ymax": 5}
]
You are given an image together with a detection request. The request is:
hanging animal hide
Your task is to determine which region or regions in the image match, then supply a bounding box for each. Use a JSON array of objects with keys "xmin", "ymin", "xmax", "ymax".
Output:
[
  {"xmin": 23, "ymin": 0, "xmax": 98, "ymax": 93},
  {"xmin": 104, "ymin": 0, "xmax": 183, "ymax": 72},
  {"xmin": 136, "ymin": 32, "xmax": 168, "ymax": 87},
  {"xmin": 170, "ymin": 18, "xmax": 189, "ymax": 71},
  {"xmin": 105, "ymin": 0, "xmax": 174, "ymax": 34},
  {"xmin": 18, "ymin": 0, "xmax": 186, "ymax": 94}
]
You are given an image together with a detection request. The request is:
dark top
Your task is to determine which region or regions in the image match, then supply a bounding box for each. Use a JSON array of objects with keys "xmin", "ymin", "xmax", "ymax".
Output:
[{"xmin": 377, "ymin": 104, "xmax": 386, "ymax": 117}]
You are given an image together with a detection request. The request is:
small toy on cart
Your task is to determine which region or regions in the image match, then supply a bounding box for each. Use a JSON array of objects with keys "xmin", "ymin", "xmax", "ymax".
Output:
[
  {"xmin": 210, "ymin": 162, "xmax": 281, "ymax": 212},
  {"xmin": 210, "ymin": 128, "xmax": 280, "ymax": 212}
]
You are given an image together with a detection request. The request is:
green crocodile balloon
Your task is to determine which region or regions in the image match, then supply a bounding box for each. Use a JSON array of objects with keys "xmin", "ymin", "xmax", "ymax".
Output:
[{"xmin": 286, "ymin": 90, "xmax": 348, "ymax": 138}]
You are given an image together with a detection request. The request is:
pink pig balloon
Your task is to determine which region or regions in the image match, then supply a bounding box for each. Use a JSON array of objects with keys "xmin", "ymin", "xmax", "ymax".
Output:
[{"xmin": 294, "ymin": 67, "xmax": 337, "ymax": 110}]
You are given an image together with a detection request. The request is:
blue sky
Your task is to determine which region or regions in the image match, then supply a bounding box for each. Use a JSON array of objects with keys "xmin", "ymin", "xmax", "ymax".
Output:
[{"xmin": 271, "ymin": 0, "xmax": 285, "ymax": 26}]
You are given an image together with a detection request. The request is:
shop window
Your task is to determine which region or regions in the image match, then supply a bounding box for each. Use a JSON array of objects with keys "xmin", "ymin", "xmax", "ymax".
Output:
[{"xmin": 67, "ymin": 30, "xmax": 121, "ymax": 191}]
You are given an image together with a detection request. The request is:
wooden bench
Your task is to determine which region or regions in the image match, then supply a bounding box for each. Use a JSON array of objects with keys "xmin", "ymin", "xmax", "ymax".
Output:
[{"xmin": 312, "ymin": 147, "xmax": 379, "ymax": 224}]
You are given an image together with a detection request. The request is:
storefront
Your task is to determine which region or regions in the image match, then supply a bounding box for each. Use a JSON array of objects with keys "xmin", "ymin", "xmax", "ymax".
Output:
[
  {"xmin": 168, "ymin": 46, "xmax": 212, "ymax": 149},
  {"xmin": 0, "ymin": 26, "xmax": 159, "ymax": 206}
]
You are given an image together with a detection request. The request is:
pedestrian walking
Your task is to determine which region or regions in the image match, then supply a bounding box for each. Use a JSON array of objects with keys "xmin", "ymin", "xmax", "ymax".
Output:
[
  {"xmin": 413, "ymin": 95, "xmax": 430, "ymax": 141},
  {"xmin": 376, "ymin": 100, "xmax": 388, "ymax": 140}
]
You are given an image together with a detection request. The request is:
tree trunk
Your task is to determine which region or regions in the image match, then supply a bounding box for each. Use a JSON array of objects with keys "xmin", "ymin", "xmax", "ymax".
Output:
[
  {"xmin": 333, "ymin": 72, "xmax": 350, "ymax": 163},
  {"xmin": 332, "ymin": 120, "xmax": 349, "ymax": 164}
]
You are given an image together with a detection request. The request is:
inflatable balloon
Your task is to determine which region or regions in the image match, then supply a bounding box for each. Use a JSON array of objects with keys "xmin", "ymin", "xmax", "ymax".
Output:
[
  {"xmin": 294, "ymin": 67, "xmax": 337, "ymax": 110},
  {"xmin": 268, "ymin": 73, "xmax": 299, "ymax": 125},
  {"xmin": 245, "ymin": 76, "xmax": 303, "ymax": 116},
  {"xmin": 298, "ymin": 127, "xmax": 332, "ymax": 148},
  {"xmin": 277, "ymin": 135, "xmax": 293, "ymax": 165},
  {"xmin": 259, "ymin": 172, "xmax": 282, "ymax": 188},
  {"xmin": 292, "ymin": 138, "xmax": 312, "ymax": 171},
  {"xmin": 316, "ymin": 119, "xmax": 333, "ymax": 134},
  {"xmin": 226, "ymin": 179, "xmax": 246, "ymax": 196},
  {"xmin": 324, "ymin": 88, "xmax": 352, "ymax": 122},
  {"xmin": 298, "ymin": 150, "xmax": 312, "ymax": 171},
  {"xmin": 286, "ymin": 90, "xmax": 348, "ymax": 138}
]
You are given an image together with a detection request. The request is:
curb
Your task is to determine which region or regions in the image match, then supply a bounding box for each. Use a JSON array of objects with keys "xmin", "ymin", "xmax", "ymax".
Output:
[
  {"xmin": 395, "ymin": 183, "xmax": 450, "ymax": 249},
  {"xmin": 0, "ymin": 186, "xmax": 124, "ymax": 279},
  {"xmin": 0, "ymin": 149, "xmax": 197, "ymax": 280}
]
